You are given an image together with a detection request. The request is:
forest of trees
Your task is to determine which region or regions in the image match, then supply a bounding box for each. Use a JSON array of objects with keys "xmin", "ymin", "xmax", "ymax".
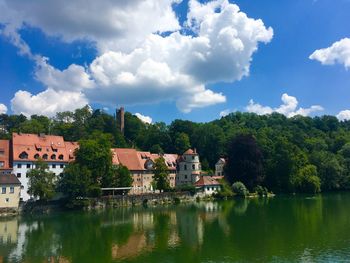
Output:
[{"xmin": 2, "ymin": 105, "xmax": 350, "ymax": 194}]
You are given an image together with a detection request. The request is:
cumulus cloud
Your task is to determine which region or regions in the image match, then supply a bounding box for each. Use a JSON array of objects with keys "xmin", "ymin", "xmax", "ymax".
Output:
[
  {"xmin": 337, "ymin": 110, "xmax": 350, "ymax": 121},
  {"xmin": 11, "ymin": 89, "xmax": 88, "ymax": 117},
  {"xmin": 0, "ymin": 0, "xmax": 181, "ymax": 53},
  {"xmin": 246, "ymin": 93, "xmax": 324, "ymax": 117},
  {"xmin": 2, "ymin": 0, "xmax": 273, "ymax": 116},
  {"xmin": 309, "ymin": 38, "xmax": 350, "ymax": 69},
  {"xmin": 0, "ymin": 103, "xmax": 7, "ymax": 114},
  {"xmin": 135, "ymin": 113, "xmax": 153, "ymax": 124}
]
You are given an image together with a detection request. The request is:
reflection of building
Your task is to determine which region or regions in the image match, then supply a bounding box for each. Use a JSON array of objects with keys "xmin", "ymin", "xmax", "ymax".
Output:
[
  {"xmin": 112, "ymin": 233, "xmax": 151, "ymax": 260},
  {"xmin": 0, "ymin": 219, "xmax": 18, "ymax": 244},
  {"xmin": 176, "ymin": 149, "xmax": 201, "ymax": 186},
  {"xmin": 215, "ymin": 158, "xmax": 226, "ymax": 176},
  {"xmin": 0, "ymin": 174, "xmax": 21, "ymax": 209}
]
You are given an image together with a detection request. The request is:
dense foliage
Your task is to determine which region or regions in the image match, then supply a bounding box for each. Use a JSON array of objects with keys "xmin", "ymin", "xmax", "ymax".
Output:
[
  {"xmin": 27, "ymin": 160, "xmax": 56, "ymax": 201},
  {"xmin": 3, "ymin": 107, "xmax": 350, "ymax": 193}
]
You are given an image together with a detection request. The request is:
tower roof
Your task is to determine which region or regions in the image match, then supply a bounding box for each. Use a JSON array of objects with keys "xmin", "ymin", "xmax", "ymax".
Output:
[{"xmin": 183, "ymin": 148, "xmax": 197, "ymax": 155}]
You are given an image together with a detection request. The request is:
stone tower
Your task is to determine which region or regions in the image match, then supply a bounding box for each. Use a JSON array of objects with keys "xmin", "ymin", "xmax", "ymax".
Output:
[{"xmin": 116, "ymin": 107, "xmax": 125, "ymax": 135}]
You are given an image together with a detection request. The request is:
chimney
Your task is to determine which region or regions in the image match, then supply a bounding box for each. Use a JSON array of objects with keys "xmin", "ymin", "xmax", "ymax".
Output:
[{"xmin": 116, "ymin": 107, "xmax": 125, "ymax": 135}]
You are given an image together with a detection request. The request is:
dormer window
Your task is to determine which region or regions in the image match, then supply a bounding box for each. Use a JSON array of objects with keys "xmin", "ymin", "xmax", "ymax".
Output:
[
  {"xmin": 43, "ymin": 154, "xmax": 48, "ymax": 160},
  {"xmin": 19, "ymin": 151, "xmax": 28, "ymax": 159},
  {"xmin": 51, "ymin": 154, "xmax": 56, "ymax": 160},
  {"xmin": 34, "ymin": 154, "xmax": 40, "ymax": 159},
  {"xmin": 58, "ymin": 154, "xmax": 64, "ymax": 160}
]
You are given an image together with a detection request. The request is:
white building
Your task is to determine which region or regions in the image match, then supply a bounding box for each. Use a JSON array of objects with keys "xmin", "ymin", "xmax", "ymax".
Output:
[
  {"xmin": 176, "ymin": 149, "xmax": 201, "ymax": 186},
  {"xmin": 215, "ymin": 158, "xmax": 226, "ymax": 176},
  {"xmin": 11, "ymin": 133, "xmax": 78, "ymax": 201}
]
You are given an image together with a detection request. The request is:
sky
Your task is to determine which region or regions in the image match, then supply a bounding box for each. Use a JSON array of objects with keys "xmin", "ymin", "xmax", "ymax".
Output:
[{"xmin": 0, "ymin": 0, "xmax": 350, "ymax": 124}]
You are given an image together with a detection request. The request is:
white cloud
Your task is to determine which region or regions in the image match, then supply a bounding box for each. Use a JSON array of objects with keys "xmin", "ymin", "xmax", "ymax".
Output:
[
  {"xmin": 220, "ymin": 109, "xmax": 232, "ymax": 117},
  {"xmin": 337, "ymin": 110, "xmax": 350, "ymax": 121},
  {"xmin": 11, "ymin": 89, "xmax": 88, "ymax": 117},
  {"xmin": 2, "ymin": 0, "xmax": 273, "ymax": 116},
  {"xmin": 0, "ymin": 103, "xmax": 7, "ymax": 114},
  {"xmin": 35, "ymin": 57, "xmax": 95, "ymax": 91},
  {"xmin": 135, "ymin": 113, "xmax": 153, "ymax": 124},
  {"xmin": 0, "ymin": 0, "xmax": 181, "ymax": 53},
  {"xmin": 246, "ymin": 93, "xmax": 324, "ymax": 117},
  {"xmin": 309, "ymin": 38, "xmax": 350, "ymax": 69}
]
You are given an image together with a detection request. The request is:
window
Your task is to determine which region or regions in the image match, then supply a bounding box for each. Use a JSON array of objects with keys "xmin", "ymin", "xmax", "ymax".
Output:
[
  {"xmin": 1, "ymin": 187, "xmax": 6, "ymax": 194},
  {"xmin": 192, "ymin": 164, "xmax": 195, "ymax": 170},
  {"xmin": 52, "ymin": 164, "xmax": 56, "ymax": 169},
  {"xmin": 5, "ymin": 198, "xmax": 9, "ymax": 203},
  {"xmin": 58, "ymin": 155, "xmax": 64, "ymax": 160},
  {"xmin": 192, "ymin": 156, "xmax": 195, "ymax": 160},
  {"xmin": 34, "ymin": 154, "xmax": 40, "ymax": 159},
  {"xmin": 26, "ymin": 164, "xmax": 31, "ymax": 169},
  {"xmin": 43, "ymin": 154, "xmax": 48, "ymax": 160},
  {"xmin": 51, "ymin": 154, "xmax": 56, "ymax": 160},
  {"xmin": 17, "ymin": 164, "xmax": 22, "ymax": 168},
  {"xmin": 185, "ymin": 175, "xmax": 187, "ymax": 179},
  {"xmin": 19, "ymin": 151, "xmax": 28, "ymax": 159},
  {"xmin": 17, "ymin": 173, "xmax": 21, "ymax": 178},
  {"xmin": 0, "ymin": 161, "xmax": 4, "ymax": 168},
  {"xmin": 10, "ymin": 187, "xmax": 14, "ymax": 194},
  {"xmin": 184, "ymin": 164, "xmax": 187, "ymax": 170},
  {"xmin": 0, "ymin": 149, "xmax": 4, "ymax": 156},
  {"xmin": 60, "ymin": 164, "xmax": 64, "ymax": 169}
]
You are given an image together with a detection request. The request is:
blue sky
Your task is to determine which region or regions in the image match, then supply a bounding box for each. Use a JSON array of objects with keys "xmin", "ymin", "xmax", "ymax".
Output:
[{"xmin": 0, "ymin": 0, "xmax": 350, "ymax": 123}]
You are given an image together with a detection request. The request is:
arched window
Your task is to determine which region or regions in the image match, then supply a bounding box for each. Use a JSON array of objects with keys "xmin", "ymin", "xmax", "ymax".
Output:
[
  {"xmin": 19, "ymin": 152, "xmax": 28, "ymax": 159},
  {"xmin": 34, "ymin": 154, "xmax": 40, "ymax": 159},
  {"xmin": 58, "ymin": 154, "xmax": 64, "ymax": 160},
  {"xmin": 43, "ymin": 154, "xmax": 48, "ymax": 160},
  {"xmin": 51, "ymin": 154, "xmax": 56, "ymax": 160}
]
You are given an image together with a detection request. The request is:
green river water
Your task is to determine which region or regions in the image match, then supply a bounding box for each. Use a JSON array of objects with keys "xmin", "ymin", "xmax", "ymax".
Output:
[{"xmin": 1, "ymin": 193, "xmax": 350, "ymax": 263}]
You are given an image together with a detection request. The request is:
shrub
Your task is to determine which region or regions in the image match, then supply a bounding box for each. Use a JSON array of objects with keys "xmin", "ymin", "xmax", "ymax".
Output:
[
  {"xmin": 293, "ymin": 165, "xmax": 321, "ymax": 194},
  {"xmin": 254, "ymin": 185, "xmax": 268, "ymax": 196},
  {"xmin": 232, "ymin": 182, "xmax": 248, "ymax": 197},
  {"xmin": 176, "ymin": 184, "xmax": 196, "ymax": 195},
  {"xmin": 214, "ymin": 179, "xmax": 233, "ymax": 199}
]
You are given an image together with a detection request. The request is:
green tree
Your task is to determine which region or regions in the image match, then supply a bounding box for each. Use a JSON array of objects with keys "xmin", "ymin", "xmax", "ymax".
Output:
[
  {"xmin": 57, "ymin": 163, "xmax": 97, "ymax": 198},
  {"xmin": 174, "ymin": 132, "xmax": 191, "ymax": 154},
  {"xmin": 293, "ymin": 165, "xmax": 321, "ymax": 194},
  {"xmin": 225, "ymin": 134, "xmax": 264, "ymax": 190},
  {"xmin": 75, "ymin": 132, "xmax": 113, "ymax": 184},
  {"xmin": 153, "ymin": 157, "xmax": 170, "ymax": 191},
  {"xmin": 113, "ymin": 165, "xmax": 133, "ymax": 188},
  {"xmin": 27, "ymin": 160, "xmax": 56, "ymax": 201}
]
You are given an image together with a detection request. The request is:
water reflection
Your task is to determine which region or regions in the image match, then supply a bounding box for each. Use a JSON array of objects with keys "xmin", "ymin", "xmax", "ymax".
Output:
[{"xmin": 0, "ymin": 194, "xmax": 350, "ymax": 263}]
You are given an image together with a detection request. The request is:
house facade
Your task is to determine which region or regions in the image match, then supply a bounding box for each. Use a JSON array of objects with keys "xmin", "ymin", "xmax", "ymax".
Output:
[
  {"xmin": 0, "ymin": 174, "xmax": 21, "ymax": 209},
  {"xmin": 112, "ymin": 148, "xmax": 177, "ymax": 194},
  {"xmin": 194, "ymin": 176, "xmax": 221, "ymax": 196},
  {"xmin": 215, "ymin": 158, "xmax": 226, "ymax": 176}
]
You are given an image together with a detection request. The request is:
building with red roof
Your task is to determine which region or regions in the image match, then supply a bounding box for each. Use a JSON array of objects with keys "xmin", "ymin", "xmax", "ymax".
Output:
[
  {"xmin": 194, "ymin": 176, "xmax": 221, "ymax": 196},
  {"xmin": 11, "ymin": 133, "xmax": 78, "ymax": 201}
]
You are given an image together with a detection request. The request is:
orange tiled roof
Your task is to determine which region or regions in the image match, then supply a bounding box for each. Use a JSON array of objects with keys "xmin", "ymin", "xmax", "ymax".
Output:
[
  {"xmin": 183, "ymin": 148, "xmax": 196, "ymax": 155},
  {"xmin": 0, "ymin": 140, "xmax": 10, "ymax": 169},
  {"xmin": 195, "ymin": 176, "xmax": 221, "ymax": 187},
  {"xmin": 112, "ymin": 148, "xmax": 178, "ymax": 171},
  {"xmin": 12, "ymin": 133, "xmax": 77, "ymax": 162}
]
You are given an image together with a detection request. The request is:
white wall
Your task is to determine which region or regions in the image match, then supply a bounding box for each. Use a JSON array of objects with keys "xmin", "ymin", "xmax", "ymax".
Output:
[{"xmin": 13, "ymin": 161, "xmax": 67, "ymax": 201}]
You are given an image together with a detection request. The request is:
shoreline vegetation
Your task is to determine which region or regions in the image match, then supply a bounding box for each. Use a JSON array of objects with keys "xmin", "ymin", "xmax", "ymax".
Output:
[{"xmin": 2, "ymin": 106, "xmax": 350, "ymax": 213}]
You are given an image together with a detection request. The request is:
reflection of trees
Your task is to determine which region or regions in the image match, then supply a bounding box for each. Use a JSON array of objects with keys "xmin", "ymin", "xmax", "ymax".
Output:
[{"xmin": 1, "ymin": 195, "xmax": 350, "ymax": 262}]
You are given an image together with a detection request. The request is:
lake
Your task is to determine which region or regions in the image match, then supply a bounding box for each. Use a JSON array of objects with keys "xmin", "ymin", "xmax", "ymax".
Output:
[{"xmin": 1, "ymin": 193, "xmax": 350, "ymax": 262}]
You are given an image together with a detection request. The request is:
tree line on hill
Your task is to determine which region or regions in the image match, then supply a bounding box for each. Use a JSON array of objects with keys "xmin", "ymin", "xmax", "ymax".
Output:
[{"xmin": 2, "ymin": 106, "xmax": 350, "ymax": 194}]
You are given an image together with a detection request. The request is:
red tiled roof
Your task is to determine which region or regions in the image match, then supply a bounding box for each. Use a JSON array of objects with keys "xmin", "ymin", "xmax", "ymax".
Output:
[
  {"xmin": 12, "ymin": 133, "xmax": 77, "ymax": 162},
  {"xmin": 195, "ymin": 176, "xmax": 221, "ymax": 187},
  {"xmin": 112, "ymin": 148, "xmax": 178, "ymax": 171},
  {"xmin": 0, "ymin": 140, "xmax": 10, "ymax": 169},
  {"xmin": 0, "ymin": 174, "xmax": 21, "ymax": 185},
  {"xmin": 183, "ymin": 149, "xmax": 196, "ymax": 155}
]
